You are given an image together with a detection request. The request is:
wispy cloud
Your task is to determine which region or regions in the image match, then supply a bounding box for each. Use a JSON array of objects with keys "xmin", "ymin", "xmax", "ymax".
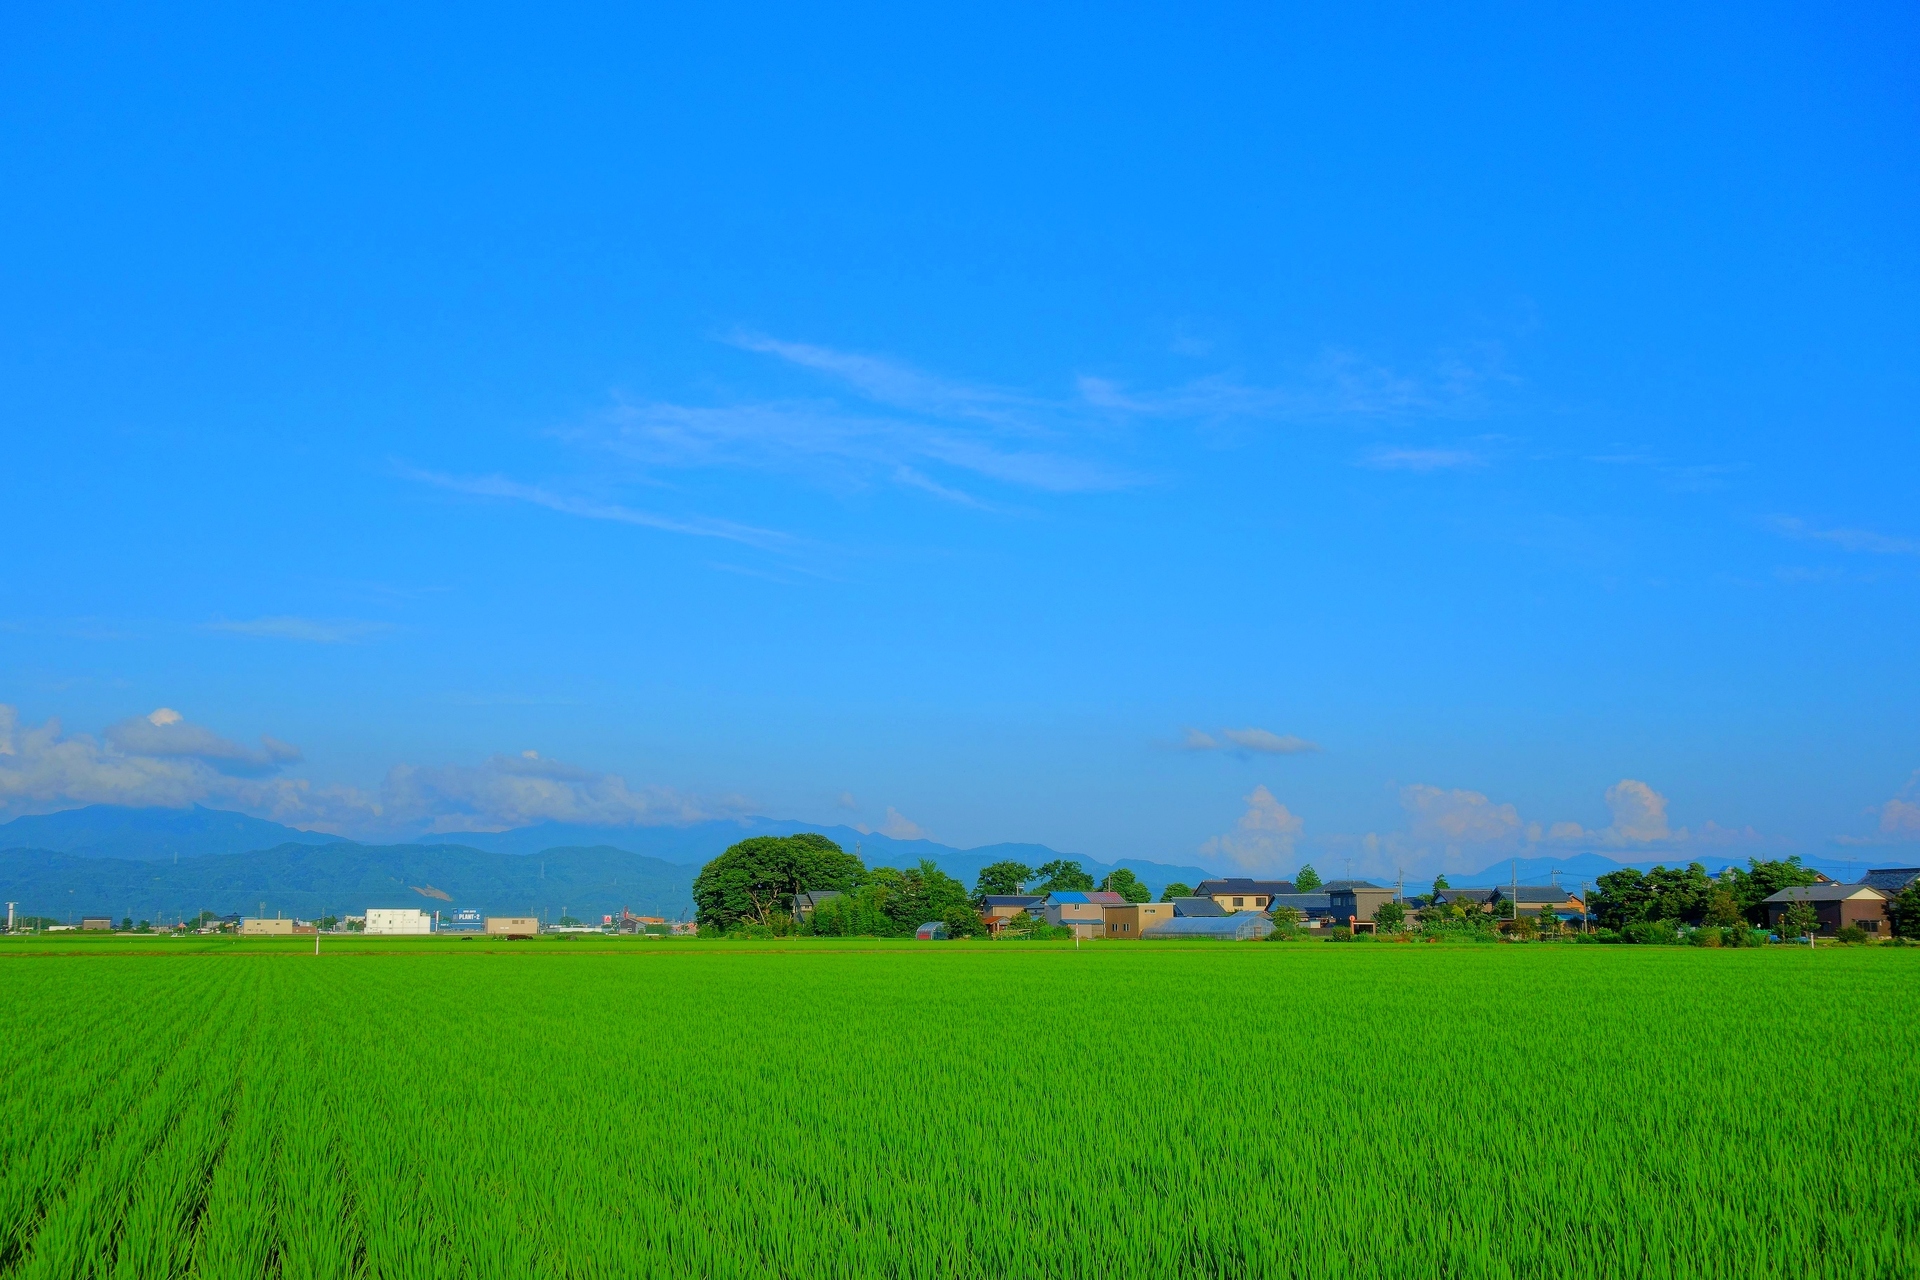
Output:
[
  {"xmin": 1771, "ymin": 516, "xmax": 1920, "ymax": 557},
  {"xmin": 404, "ymin": 468, "xmax": 795, "ymax": 551},
  {"xmin": 204, "ymin": 616, "xmax": 392, "ymax": 644},
  {"xmin": 1359, "ymin": 446, "xmax": 1485, "ymax": 472},
  {"xmin": 1180, "ymin": 727, "xmax": 1322, "ymax": 755}
]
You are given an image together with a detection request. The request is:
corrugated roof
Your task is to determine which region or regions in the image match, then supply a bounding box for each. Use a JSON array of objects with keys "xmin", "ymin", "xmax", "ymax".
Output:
[
  {"xmin": 1169, "ymin": 896, "xmax": 1227, "ymax": 917},
  {"xmin": 981, "ymin": 895, "xmax": 1045, "ymax": 907},
  {"xmin": 1085, "ymin": 891, "xmax": 1127, "ymax": 904},
  {"xmin": 1322, "ymin": 880, "xmax": 1385, "ymax": 892}
]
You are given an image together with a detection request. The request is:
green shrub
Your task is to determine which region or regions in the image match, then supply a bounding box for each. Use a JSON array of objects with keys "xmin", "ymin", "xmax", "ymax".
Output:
[
  {"xmin": 1835, "ymin": 925, "xmax": 1869, "ymax": 945},
  {"xmin": 1328, "ymin": 927, "xmax": 1354, "ymax": 941},
  {"xmin": 1688, "ymin": 927, "xmax": 1723, "ymax": 948},
  {"xmin": 1623, "ymin": 920, "xmax": 1680, "ymax": 945}
]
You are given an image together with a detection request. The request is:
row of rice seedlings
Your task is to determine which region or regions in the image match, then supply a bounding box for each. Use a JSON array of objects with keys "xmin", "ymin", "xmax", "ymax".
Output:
[
  {"xmin": 9, "ymin": 988, "xmax": 242, "ymax": 1276},
  {"xmin": 0, "ymin": 964, "xmax": 234, "ymax": 1273}
]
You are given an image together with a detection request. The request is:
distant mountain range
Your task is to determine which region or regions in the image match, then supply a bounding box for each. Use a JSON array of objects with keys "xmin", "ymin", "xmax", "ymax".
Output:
[
  {"xmin": 0, "ymin": 841, "xmax": 695, "ymax": 925},
  {"xmin": 0, "ymin": 805, "xmax": 1215, "ymax": 921},
  {"xmin": 0, "ymin": 804, "xmax": 1886, "ymax": 922}
]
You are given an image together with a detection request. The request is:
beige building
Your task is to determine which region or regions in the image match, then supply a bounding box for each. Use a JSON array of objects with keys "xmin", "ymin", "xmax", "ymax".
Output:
[
  {"xmin": 240, "ymin": 918, "xmax": 296, "ymax": 936},
  {"xmin": 1044, "ymin": 899, "xmax": 1107, "ymax": 938},
  {"xmin": 486, "ymin": 916, "xmax": 540, "ymax": 938},
  {"xmin": 365, "ymin": 908, "xmax": 433, "ymax": 935},
  {"xmin": 1102, "ymin": 902, "xmax": 1174, "ymax": 939}
]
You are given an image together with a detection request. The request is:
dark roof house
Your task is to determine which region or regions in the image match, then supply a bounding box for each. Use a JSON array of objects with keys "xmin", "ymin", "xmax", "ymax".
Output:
[
  {"xmin": 1266, "ymin": 893, "xmax": 1333, "ymax": 918},
  {"xmin": 1193, "ymin": 878, "xmax": 1297, "ymax": 898},
  {"xmin": 1861, "ymin": 868, "xmax": 1920, "ymax": 895},
  {"xmin": 1168, "ymin": 896, "xmax": 1228, "ymax": 917},
  {"xmin": 790, "ymin": 891, "xmax": 845, "ymax": 915}
]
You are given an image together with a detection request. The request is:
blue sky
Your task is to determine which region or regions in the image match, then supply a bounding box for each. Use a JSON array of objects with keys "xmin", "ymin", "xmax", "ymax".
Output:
[{"xmin": 3, "ymin": 0, "xmax": 1917, "ymax": 877}]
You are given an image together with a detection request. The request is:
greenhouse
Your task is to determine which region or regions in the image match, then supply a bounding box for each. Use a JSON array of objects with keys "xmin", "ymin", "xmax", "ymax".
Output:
[{"xmin": 1140, "ymin": 911, "xmax": 1275, "ymax": 941}]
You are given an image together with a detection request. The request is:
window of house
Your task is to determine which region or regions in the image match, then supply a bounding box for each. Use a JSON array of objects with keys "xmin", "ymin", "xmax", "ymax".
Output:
[{"xmin": 1233, "ymin": 897, "xmax": 1244, "ymax": 906}]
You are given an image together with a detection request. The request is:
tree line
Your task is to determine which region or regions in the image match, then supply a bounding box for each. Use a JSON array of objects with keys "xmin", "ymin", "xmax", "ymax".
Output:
[{"xmin": 691, "ymin": 836, "xmax": 1171, "ymax": 938}]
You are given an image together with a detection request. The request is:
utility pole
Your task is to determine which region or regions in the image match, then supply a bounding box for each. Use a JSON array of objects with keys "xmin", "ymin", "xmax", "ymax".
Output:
[{"xmin": 5, "ymin": 902, "xmax": 13, "ymax": 933}]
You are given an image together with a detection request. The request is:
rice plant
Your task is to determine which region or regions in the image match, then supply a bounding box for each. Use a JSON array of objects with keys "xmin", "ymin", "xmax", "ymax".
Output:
[{"xmin": 0, "ymin": 942, "xmax": 1913, "ymax": 1276}]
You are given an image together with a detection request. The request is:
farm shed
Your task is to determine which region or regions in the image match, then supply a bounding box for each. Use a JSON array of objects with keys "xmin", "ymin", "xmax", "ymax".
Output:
[
  {"xmin": 1762, "ymin": 885, "xmax": 1889, "ymax": 936},
  {"xmin": 486, "ymin": 916, "xmax": 541, "ymax": 938},
  {"xmin": 1142, "ymin": 911, "xmax": 1276, "ymax": 941},
  {"xmin": 80, "ymin": 918, "xmax": 113, "ymax": 931},
  {"xmin": 240, "ymin": 918, "xmax": 294, "ymax": 936},
  {"xmin": 915, "ymin": 921, "xmax": 949, "ymax": 940}
]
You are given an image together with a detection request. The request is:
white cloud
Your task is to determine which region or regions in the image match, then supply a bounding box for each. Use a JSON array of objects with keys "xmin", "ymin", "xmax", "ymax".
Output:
[
  {"xmin": 878, "ymin": 807, "xmax": 928, "ymax": 840},
  {"xmin": 0, "ymin": 705, "xmax": 362, "ymax": 828},
  {"xmin": 1602, "ymin": 779, "xmax": 1669, "ymax": 842},
  {"xmin": 405, "ymin": 468, "xmax": 796, "ymax": 550},
  {"xmin": 376, "ymin": 753, "xmax": 740, "ymax": 833},
  {"xmin": 0, "ymin": 703, "xmax": 744, "ymax": 838},
  {"xmin": 204, "ymin": 617, "xmax": 391, "ymax": 644},
  {"xmin": 1401, "ymin": 784, "xmax": 1524, "ymax": 844},
  {"xmin": 1835, "ymin": 770, "xmax": 1920, "ymax": 846},
  {"xmin": 1179, "ymin": 726, "xmax": 1321, "ymax": 755},
  {"xmin": 1770, "ymin": 516, "xmax": 1920, "ymax": 556},
  {"xmin": 1199, "ymin": 785, "xmax": 1305, "ymax": 873}
]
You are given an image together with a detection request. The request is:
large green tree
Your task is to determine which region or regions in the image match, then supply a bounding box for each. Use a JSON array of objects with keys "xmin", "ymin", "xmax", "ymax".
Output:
[
  {"xmin": 1718, "ymin": 858, "xmax": 1822, "ymax": 924},
  {"xmin": 1159, "ymin": 882, "xmax": 1193, "ymax": 902},
  {"xmin": 692, "ymin": 834, "xmax": 866, "ymax": 931},
  {"xmin": 1294, "ymin": 865, "xmax": 1323, "ymax": 893},
  {"xmin": 813, "ymin": 860, "xmax": 982, "ymax": 937},
  {"xmin": 1034, "ymin": 859, "xmax": 1095, "ymax": 893},
  {"xmin": 1101, "ymin": 868, "xmax": 1151, "ymax": 903},
  {"xmin": 1886, "ymin": 882, "xmax": 1920, "ymax": 939},
  {"xmin": 1591, "ymin": 863, "xmax": 1715, "ymax": 930},
  {"xmin": 974, "ymin": 860, "xmax": 1034, "ymax": 899}
]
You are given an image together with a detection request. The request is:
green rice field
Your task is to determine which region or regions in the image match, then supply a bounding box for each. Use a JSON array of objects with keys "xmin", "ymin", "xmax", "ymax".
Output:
[{"xmin": 1, "ymin": 937, "xmax": 1914, "ymax": 1278}]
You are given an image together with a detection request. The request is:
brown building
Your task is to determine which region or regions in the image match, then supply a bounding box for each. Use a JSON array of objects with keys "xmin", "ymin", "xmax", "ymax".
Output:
[
  {"xmin": 1326, "ymin": 883, "xmax": 1397, "ymax": 923},
  {"xmin": 239, "ymin": 918, "xmax": 295, "ymax": 936},
  {"xmin": 1762, "ymin": 884, "xmax": 1890, "ymax": 936},
  {"xmin": 486, "ymin": 916, "xmax": 541, "ymax": 938},
  {"xmin": 80, "ymin": 917, "xmax": 113, "ymax": 931},
  {"xmin": 1102, "ymin": 902, "xmax": 1174, "ymax": 939}
]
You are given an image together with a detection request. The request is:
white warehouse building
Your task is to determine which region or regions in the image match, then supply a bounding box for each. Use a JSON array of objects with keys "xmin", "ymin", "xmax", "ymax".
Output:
[{"xmin": 364, "ymin": 908, "xmax": 433, "ymax": 935}]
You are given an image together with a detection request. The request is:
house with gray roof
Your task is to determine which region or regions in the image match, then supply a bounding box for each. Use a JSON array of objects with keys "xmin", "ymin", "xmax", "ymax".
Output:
[{"xmin": 1762, "ymin": 883, "xmax": 1890, "ymax": 937}]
